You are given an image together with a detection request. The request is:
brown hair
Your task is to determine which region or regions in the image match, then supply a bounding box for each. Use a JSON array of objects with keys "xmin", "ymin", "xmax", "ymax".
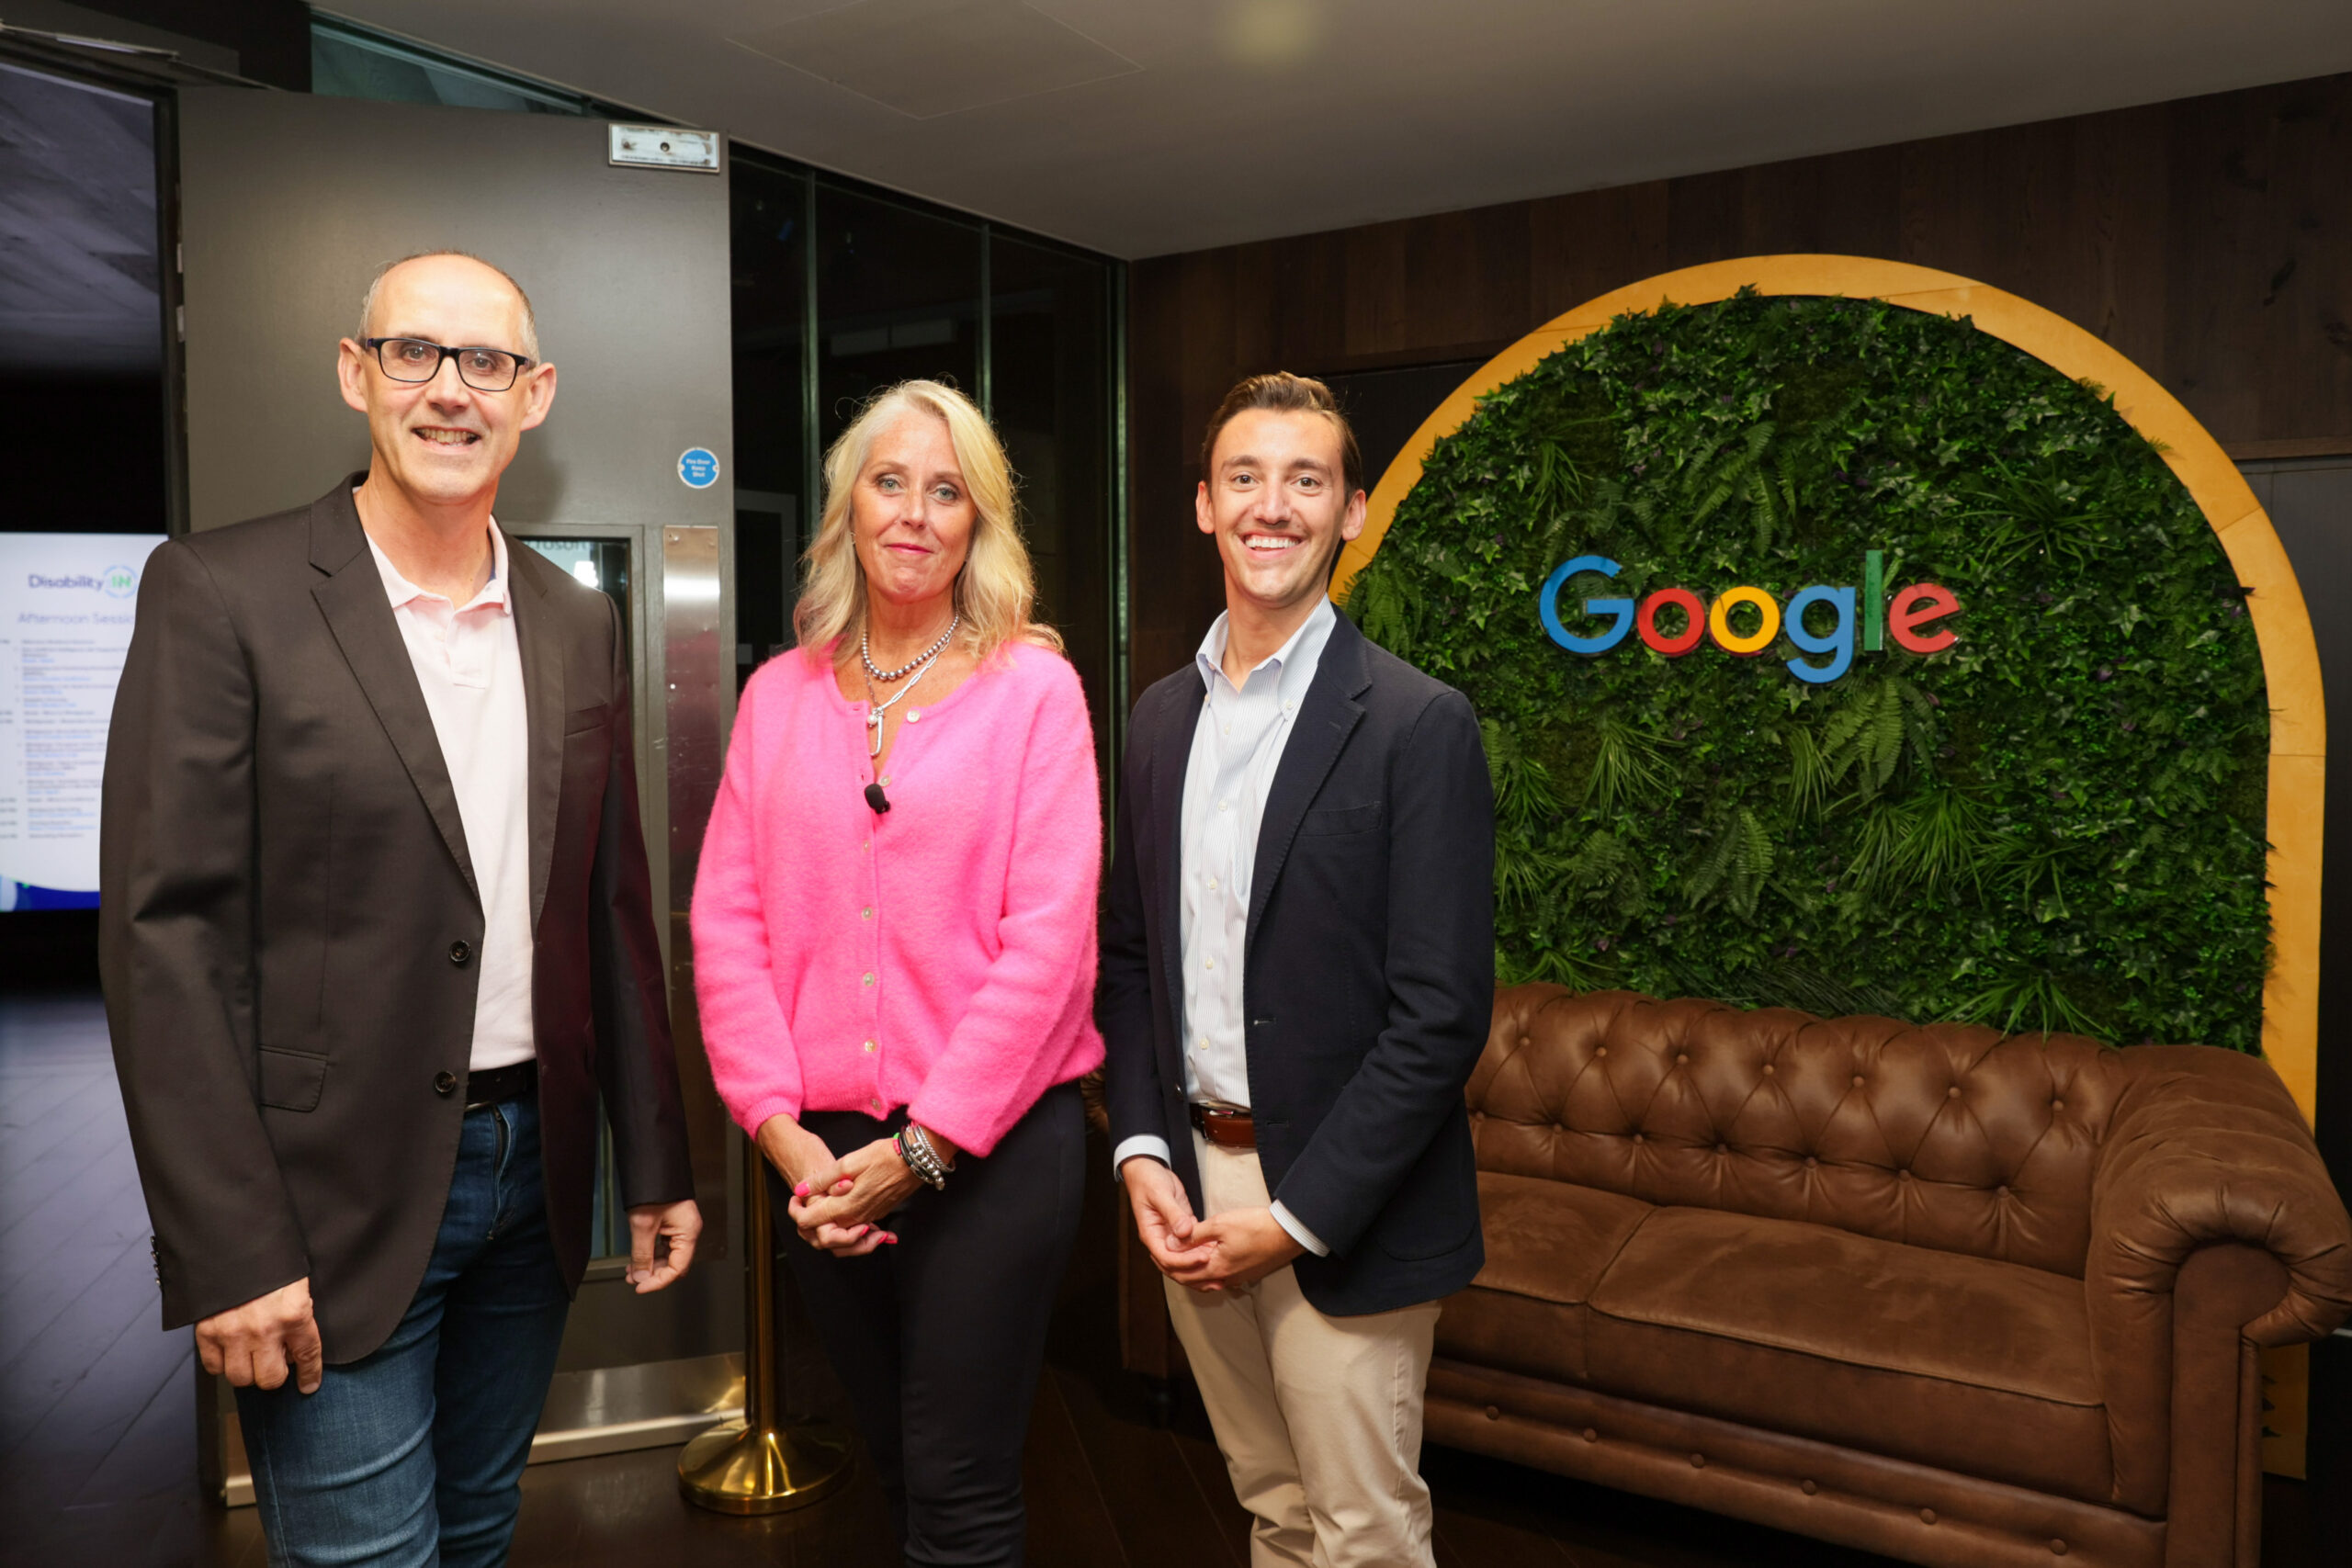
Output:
[{"xmin": 1198, "ymin": 372, "xmax": 1364, "ymax": 497}]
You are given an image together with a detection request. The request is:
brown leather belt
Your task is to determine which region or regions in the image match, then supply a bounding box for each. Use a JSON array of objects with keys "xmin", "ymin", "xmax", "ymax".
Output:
[
  {"xmin": 1190, "ymin": 1101, "xmax": 1257, "ymax": 1150},
  {"xmin": 465, "ymin": 1059, "xmax": 537, "ymax": 1111}
]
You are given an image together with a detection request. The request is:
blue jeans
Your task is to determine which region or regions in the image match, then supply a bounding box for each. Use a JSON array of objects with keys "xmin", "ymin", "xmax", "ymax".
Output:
[{"xmin": 235, "ymin": 1097, "xmax": 571, "ymax": 1568}]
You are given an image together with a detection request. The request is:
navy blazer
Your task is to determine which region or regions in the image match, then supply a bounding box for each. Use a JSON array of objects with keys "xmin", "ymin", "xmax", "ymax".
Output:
[{"xmin": 1100, "ymin": 610, "xmax": 1496, "ymax": 1316}]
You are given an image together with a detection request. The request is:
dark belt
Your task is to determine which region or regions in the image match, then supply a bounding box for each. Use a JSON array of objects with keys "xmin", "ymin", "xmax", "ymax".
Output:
[
  {"xmin": 465, "ymin": 1059, "xmax": 537, "ymax": 1111},
  {"xmin": 1189, "ymin": 1101, "xmax": 1257, "ymax": 1150}
]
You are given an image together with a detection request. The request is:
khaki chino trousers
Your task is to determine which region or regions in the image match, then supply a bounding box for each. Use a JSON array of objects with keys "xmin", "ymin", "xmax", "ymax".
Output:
[{"xmin": 1162, "ymin": 1134, "xmax": 1442, "ymax": 1568}]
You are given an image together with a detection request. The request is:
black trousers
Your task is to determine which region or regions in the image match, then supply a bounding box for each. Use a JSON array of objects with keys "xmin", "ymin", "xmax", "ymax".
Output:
[{"xmin": 779, "ymin": 1082, "xmax": 1084, "ymax": 1567}]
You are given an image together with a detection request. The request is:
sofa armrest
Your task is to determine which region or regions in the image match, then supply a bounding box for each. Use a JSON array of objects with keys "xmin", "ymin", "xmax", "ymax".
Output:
[{"xmin": 2082, "ymin": 1045, "xmax": 2352, "ymax": 1517}]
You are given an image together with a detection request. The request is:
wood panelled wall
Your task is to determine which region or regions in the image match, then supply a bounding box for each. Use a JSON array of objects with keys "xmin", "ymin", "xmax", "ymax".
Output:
[{"xmin": 1126, "ymin": 72, "xmax": 2352, "ymax": 690}]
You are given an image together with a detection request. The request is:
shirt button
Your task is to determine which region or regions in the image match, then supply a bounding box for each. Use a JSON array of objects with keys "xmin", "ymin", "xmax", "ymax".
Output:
[
  {"xmin": 1218, "ymin": 800, "xmax": 1230, "ymax": 812},
  {"xmin": 862, "ymin": 972, "xmax": 875, "ymax": 987},
  {"xmin": 870, "ymin": 1097, "xmax": 883, "ymax": 1111},
  {"xmin": 864, "ymin": 1039, "xmax": 876, "ymax": 1053},
  {"xmin": 1205, "ymin": 877, "xmax": 1218, "ymax": 892},
  {"xmin": 1197, "ymin": 1034, "xmax": 1209, "ymax": 1048},
  {"xmin": 862, "ymin": 908, "xmax": 873, "ymax": 920},
  {"xmin": 434, "ymin": 1070, "xmax": 458, "ymax": 1096},
  {"xmin": 1284, "ymin": 700, "xmax": 1295, "ymax": 712},
  {"xmin": 1204, "ymin": 957, "xmax": 1214, "ymax": 971},
  {"xmin": 880, "ymin": 775, "xmax": 890, "ymax": 786},
  {"xmin": 448, "ymin": 941, "xmax": 471, "ymax": 966},
  {"xmin": 908, "ymin": 710, "xmax": 921, "ymax": 723}
]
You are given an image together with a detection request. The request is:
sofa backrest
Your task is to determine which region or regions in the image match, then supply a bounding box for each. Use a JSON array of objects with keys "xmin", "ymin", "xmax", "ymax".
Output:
[{"xmin": 1468, "ymin": 985, "xmax": 2141, "ymax": 1278}]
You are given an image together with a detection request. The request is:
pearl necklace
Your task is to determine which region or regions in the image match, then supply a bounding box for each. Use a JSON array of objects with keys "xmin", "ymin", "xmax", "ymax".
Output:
[{"xmin": 862, "ymin": 614, "xmax": 960, "ymax": 683}]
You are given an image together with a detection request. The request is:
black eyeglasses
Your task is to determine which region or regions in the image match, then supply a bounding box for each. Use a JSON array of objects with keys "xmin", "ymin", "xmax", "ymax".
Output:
[{"xmin": 362, "ymin": 337, "xmax": 535, "ymax": 392}]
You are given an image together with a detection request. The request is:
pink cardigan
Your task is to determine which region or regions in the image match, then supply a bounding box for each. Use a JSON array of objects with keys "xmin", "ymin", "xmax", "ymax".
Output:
[{"xmin": 691, "ymin": 639, "xmax": 1103, "ymax": 1157}]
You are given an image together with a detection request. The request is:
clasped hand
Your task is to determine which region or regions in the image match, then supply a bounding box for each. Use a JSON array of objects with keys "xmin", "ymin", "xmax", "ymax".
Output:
[
  {"xmin": 757, "ymin": 1115, "xmax": 937, "ymax": 1257},
  {"xmin": 1121, "ymin": 1157, "xmax": 1303, "ymax": 1292}
]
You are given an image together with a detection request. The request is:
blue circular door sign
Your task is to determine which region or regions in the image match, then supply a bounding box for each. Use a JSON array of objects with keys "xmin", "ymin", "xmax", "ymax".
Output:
[{"xmin": 678, "ymin": 447, "xmax": 720, "ymax": 490}]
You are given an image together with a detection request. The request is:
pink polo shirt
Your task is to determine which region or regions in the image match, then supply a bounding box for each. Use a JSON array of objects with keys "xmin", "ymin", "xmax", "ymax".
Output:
[
  {"xmin": 365, "ymin": 521, "xmax": 535, "ymax": 1074},
  {"xmin": 690, "ymin": 638, "xmax": 1103, "ymax": 1157}
]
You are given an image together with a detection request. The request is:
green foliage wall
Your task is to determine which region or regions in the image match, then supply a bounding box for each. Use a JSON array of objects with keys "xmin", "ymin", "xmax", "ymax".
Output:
[{"xmin": 1345, "ymin": 291, "xmax": 2270, "ymax": 1049}]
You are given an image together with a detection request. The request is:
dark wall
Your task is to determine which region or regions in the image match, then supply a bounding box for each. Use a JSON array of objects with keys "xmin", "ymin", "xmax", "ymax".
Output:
[{"xmin": 1127, "ymin": 71, "xmax": 2352, "ymax": 689}]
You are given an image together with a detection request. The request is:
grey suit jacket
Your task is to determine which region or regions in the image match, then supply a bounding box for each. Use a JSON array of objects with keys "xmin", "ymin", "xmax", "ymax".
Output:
[{"xmin": 100, "ymin": 476, "xmax": 694, "ymax": 1360}]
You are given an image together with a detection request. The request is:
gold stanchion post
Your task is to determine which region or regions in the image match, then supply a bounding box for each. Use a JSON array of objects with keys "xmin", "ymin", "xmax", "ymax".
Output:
[{"xmin": 679, "ymin": 1136, "xmax": 852, "ymax": 1513}]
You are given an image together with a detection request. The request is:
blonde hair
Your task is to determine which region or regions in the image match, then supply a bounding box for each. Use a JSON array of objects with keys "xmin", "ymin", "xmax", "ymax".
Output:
[{"xmin": 795, "ymin": 380, "xmax": 1061, "ymax": 664}]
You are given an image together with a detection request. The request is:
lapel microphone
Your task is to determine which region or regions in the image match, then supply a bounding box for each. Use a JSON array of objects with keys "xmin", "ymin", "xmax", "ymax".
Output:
[{"xmin": 865, "ymin": 782, "xmax": 890, "ymax": 814}]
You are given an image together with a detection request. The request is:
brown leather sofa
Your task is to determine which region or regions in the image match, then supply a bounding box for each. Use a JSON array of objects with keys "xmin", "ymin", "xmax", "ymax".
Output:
[
  {"xmin": 1106, "ymin": 984, "xmax": 2352, "ymax": 1567},
  {"xmin": 1428, "ymin": 985, "xmax": 2352, "ymax": 1568}
]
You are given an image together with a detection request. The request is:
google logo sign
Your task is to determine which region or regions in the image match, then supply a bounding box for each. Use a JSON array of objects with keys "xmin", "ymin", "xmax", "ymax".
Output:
[{"xmin": 1539, "ymin": 549, "xmax": 1959, "ymax": 684}]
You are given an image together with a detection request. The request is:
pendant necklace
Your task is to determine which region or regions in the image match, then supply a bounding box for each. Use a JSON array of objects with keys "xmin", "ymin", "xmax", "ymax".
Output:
[
  {"xmin": 861, "ymin": 614, "xmax": 958, "ymax": 759},
  {"xmin": 864, "ymin": 649, "xmax": 943, "ymax": 759}
]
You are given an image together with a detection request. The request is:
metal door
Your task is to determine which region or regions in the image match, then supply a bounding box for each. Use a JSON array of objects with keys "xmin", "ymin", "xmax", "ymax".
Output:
[{"xmin": 173, "ymin": 85, "xmax": 741, "ymax": 1492}]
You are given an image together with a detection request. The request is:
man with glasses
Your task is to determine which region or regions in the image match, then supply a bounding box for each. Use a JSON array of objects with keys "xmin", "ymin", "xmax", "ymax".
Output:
[{"xmin": 102, "ymin": 251, "xmax": 701, "ymax": 1566}]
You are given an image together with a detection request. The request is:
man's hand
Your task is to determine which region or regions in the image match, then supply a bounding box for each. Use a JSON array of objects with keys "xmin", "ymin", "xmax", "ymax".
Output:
[
  {"xmin": 1121, "ymin": 1157, "xmax": 1215, "ymax": 1278},
  {"xmin": 626, "ymin": 1200, "xmax": 703, "ymax": 1292},
  {"xmin": 197, "ymin": 1278, "xmax": 323, "ymax": 1394},
  {"xmin": 1163, "ymin": 1205, "xmax": 1305, "ymax": 1292}
]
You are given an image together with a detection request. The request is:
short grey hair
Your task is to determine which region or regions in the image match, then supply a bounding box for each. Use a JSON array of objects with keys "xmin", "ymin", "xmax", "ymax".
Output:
[{"xmin": 356, "ymin": 250, "xmax": 541, "ymax": 360}]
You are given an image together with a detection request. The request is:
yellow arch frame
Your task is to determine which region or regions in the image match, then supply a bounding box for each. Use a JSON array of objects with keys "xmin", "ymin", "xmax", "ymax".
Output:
[{"xmin": 1333, "ymin": 256, "xmax": 2324, "ymax": 1122}]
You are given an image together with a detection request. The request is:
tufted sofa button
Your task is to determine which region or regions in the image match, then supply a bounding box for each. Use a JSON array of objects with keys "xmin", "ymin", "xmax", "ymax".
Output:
[
  {"xmin": 2050, "ymin": 1540, "xmax": 2067, "ymax": 1556},
  {"xmin": 2052, "ymin": 1098, "xmax": 2064, "ymax": 1111},
  {"xmin": 1582, "ymin": 1427, "xmax": 1599, "ymax": 1443},
  {"xmin": 1762, "ymin": 1063, "xmax": 1776, "ymax": 1076},
  {"xmin": 1716, "ymin": 1143, "xmax": 1729, "ymax": 1155},
  {"xmin": 1852, "ymin": 1075, "xmax": 1866, "ymax": 1088},
  {"xmin": 1801, "ymin": 1479, "xmax": 1818, "ymax": 1495},
  {"xmin": 1920, "ymin": 1507, "xmax": 1938, "ymax": 1525},
  {"xmin": 1484, "ymin": 1404, "xmax": 1500, "ymax": 1421},
  {"xmin": 1678, "ymin": 1053, "xmax": 1690, "ymax": 1066},
  {"xmin": 1804, "ymin": 1156, "xmax": 1817, "ymax": 1168},
  {"xmin": 1520, "ymin": 1035, "xmax": 1531, "ymax": 1048},
  {"xmin": 1898, "ymin": 1168, "xmax": 1912, "ymax": 1180},
  {"xmin": 1997, "ymin": 1184, "xmax": 2010, "ymax": 1196},
  {"xmin": 1632, "ymin": 1134, "xmax": 1645, "ymax": 1145},
  {"xmin": 1690, "ymin": 1452, "xmax": 1705, "ymax": 1468},
  {"xmin": 1947, "ymin": 1086, "xmax": 1961, "ymax": 1099},
  {"xmin": 1596, "ymin": 1046, "xmax": 1608, "ymax": 1058}
]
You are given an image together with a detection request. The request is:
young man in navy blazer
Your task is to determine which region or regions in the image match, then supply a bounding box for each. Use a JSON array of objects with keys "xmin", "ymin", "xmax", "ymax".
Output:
[{"xmin": 1101, "ymin": 372, "xmax": 1496, "ymax": 1566}]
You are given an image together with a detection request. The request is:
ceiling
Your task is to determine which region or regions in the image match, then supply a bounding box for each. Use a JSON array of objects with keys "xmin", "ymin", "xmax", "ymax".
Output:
[{"xmin": 330, "ymin": 1, "xmax": 2350, "ymax": 260}]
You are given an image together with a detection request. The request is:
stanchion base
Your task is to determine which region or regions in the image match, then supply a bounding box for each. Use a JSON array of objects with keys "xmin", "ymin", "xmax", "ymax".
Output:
[{"xmin": 677, "ymin": 1418, "xmax": 853, "ymax": 1515}]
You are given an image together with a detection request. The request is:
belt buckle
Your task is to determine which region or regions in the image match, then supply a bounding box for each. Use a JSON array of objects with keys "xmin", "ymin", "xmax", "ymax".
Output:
[{"xmin": 1193, "ymin": 1100, "xmax": 1253, "ymax": 1147}]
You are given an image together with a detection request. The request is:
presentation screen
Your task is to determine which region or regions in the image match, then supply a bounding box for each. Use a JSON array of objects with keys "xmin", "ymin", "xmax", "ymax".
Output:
[{"xmin": 0, "ymin": 533, "xmax": 165, "ymax": 910}]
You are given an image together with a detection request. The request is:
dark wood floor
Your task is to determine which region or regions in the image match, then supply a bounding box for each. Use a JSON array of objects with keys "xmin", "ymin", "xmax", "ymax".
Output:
[{"xmin": 4, "ymin": 990, "xmax": 2325, "ymax": 1566}]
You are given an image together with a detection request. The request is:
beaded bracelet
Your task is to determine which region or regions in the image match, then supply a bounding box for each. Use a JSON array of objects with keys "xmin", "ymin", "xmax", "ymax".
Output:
[{"xmin": 896, "ymin": 1123, "xmax": 948, "ymax": 1190}]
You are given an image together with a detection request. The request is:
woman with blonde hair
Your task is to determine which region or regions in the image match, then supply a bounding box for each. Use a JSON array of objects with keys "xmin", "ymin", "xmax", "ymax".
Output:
[{"xmin": 692, "ymin": 379, "xmax": 1102, "ymax": 1564}]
